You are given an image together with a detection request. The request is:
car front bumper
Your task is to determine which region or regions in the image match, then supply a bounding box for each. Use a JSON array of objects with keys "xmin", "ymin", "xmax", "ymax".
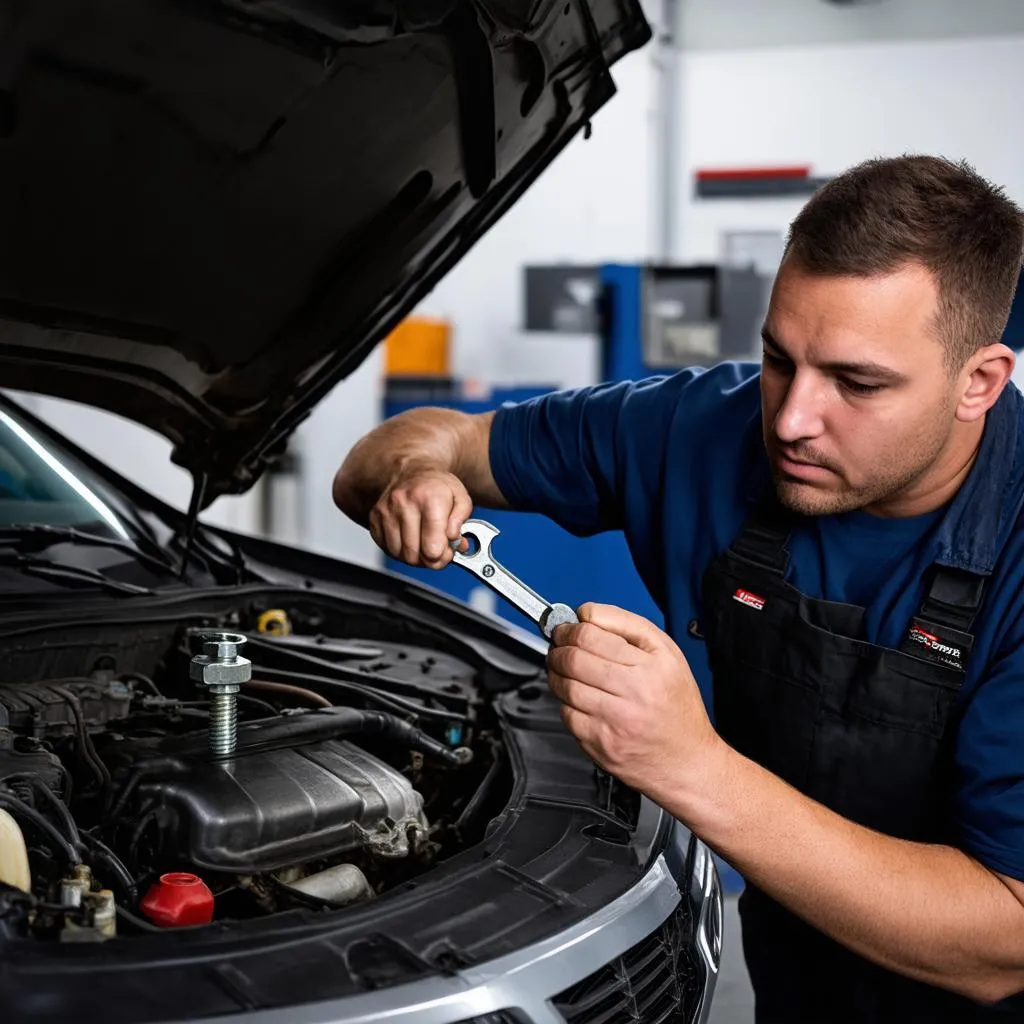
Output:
[{"xmin": 202, "ymin": 829, "xmax": 722, "ymax": 1024}]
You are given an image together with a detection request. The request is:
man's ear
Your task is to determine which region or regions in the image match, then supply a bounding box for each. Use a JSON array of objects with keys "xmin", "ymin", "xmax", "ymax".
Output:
[{"xmin": 956, "ymin": 344, "xmax": 1016, "ymax": 424}]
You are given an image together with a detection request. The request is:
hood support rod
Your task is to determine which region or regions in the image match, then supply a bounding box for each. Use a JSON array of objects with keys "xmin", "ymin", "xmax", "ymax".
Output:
[{"xmin": 178, "ymin": 472, "xmax": 208, "ymax": 579}]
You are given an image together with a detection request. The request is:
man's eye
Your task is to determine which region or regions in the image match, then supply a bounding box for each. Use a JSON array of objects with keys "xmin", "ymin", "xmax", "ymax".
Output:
[
  {"xmin": 762, "ymin": 350, "xmax": 792, "ymax": 372},
  {"xmin": 840, "ymin": 378, "xmax": 882, "ymax": 396}
]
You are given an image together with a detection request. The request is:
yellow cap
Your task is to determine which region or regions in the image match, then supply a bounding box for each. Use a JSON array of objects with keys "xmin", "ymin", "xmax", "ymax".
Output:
[{"xmin": 256, "ymin": 608, "xmax": 292, "ymax": 636}]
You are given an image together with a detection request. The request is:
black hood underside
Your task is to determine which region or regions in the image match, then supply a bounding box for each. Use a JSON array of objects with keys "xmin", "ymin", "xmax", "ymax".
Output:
[{"xmin": 0, "ymin": 0, "xmax": 649, "ymax": 503}]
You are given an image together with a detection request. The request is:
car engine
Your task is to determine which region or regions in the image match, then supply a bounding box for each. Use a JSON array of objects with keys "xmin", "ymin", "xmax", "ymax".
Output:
[{"xmin": 0, "ymin": 601, "xmax": 512, "ymax": 941}]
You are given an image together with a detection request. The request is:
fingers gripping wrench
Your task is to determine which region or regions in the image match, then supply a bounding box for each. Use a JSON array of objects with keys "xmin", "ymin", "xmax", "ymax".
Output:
[{"xmin": 450, "ymin": 519, "xmax": 578, "ymax": 638}]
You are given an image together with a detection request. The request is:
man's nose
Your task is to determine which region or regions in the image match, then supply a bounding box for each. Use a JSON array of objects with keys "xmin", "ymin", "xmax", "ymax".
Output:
[{"xmin": 773, "ymin": 373, "xmax": 826, "ymax": 443}]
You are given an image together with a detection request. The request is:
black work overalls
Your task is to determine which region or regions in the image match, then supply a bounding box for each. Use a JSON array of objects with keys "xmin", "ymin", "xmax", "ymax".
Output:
[{"xmin": 702, "ymin": 494, "xmax": 1021, "ymax": 1023}]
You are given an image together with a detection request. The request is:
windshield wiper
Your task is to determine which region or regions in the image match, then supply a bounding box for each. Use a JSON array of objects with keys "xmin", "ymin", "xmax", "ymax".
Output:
[
  {"xmin": 0, "ymin": 553, "xmax": 154, "ymax": 596},
  {"xmin": 0, "ymin": 525, "xmax": 176, "ymax": 577}
]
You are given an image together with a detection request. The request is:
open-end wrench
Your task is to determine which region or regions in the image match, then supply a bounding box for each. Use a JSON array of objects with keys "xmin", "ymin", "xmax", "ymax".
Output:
[{"xmin": 449, "ymin": 519, "xmax": 578, "ymax": 639}]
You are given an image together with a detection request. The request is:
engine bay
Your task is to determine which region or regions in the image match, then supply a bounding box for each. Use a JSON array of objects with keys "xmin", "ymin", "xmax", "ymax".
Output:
[{"xmin": 0, "ymin": 595, "xmax": 518, "ymax": 942}]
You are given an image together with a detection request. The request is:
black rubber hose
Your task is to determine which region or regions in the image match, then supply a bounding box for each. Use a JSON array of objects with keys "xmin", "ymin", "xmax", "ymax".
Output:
[
  {"xmin": 0, "ymin": 793, "xmax": 79, "ymax": 866},
  {"xmin": 355, "ymin": 709, "xmax": 471, "ymax": 765},
  {"xmin": 115, "ymin": 904, "xmax": 163, "ymax": 933},
  {"xmin": 79, "ymin": 831, "xmax": 137, "ymax": 907},
  {"xmin": 174, "ymin": 695, "xmax": 280, "ymax": 717},
  {"xmin": 5, "ymin": 775, "xmax": 82, "ymax": 852},
  {"xmin": 49, "ymin": 685, "xmax": 112, "ymax": 796},
  {"xmin": 236, "ymin": 694, "xmax": 280, "ymax": 717},
  {"xmin": 243, "ymin": 636, "xmax": 467, "ymax": 723},
  {"xmin": 166, "ymin": 706, "xmax": 470, "ymax": 766},
  {"xmin": 121, "ymin": 672, "xmax": 163, "ymax": 697},
  {"xmin": 254, "ymin": 665, "xmax": 465, "ymax": 723}
]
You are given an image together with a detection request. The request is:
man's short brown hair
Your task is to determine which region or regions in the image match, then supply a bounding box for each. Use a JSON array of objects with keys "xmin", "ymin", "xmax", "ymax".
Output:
[{"xmin": 784, "ymin": 155, "xmax": 1024, "ymax": 370}]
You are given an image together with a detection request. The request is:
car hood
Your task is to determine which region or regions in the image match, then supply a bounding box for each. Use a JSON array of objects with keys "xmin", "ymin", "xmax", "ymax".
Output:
[{"xmin": 0, "ymin": 0, "xmax": 649, "ymax": 504}]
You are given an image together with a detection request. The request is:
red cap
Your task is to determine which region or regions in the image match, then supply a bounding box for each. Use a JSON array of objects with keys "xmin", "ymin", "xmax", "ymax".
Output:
[{"xmin": 140, "ymin": 872, "xmax": 215, "ymax": 927}]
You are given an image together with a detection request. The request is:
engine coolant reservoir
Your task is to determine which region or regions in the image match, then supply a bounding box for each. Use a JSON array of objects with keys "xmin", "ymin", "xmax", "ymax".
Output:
[{"xmin": 0, "ymin": 808, "xmax": 30, "ymax": 892}]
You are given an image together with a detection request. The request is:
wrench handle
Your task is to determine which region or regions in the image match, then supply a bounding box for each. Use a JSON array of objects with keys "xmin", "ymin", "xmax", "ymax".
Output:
[
  {"xmin": 449, "ymin": 519, "xmax": 578, "ymax": 638},
  {"xmin": 454, "ymin": 551, "xmax": 551, "ymax": 626}
]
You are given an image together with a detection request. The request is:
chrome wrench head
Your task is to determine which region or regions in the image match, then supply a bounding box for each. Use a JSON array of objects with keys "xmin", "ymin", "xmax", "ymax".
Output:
[{"xmin": 450, "ymin": 519, "xmax": 578, "ymax": 639}]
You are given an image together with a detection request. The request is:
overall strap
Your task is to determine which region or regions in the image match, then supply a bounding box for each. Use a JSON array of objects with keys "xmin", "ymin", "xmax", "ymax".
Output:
[
  {"xmin": 901, "ymin": 564, "xmax": 987, "ymax": 676},
  {"xmin": 917, "ymin": 565, "xmax": 987, "ymax": 634},
  {"xmin": 728, "ymin": 493, "xmax": 792, "ymax": 576}
]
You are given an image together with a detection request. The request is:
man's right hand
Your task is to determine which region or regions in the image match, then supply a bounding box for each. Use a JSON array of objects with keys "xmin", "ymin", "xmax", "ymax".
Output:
[
  {"xmin": 333, "ymin": 407, "xmax": 507, "ymax": 565},
  {"xmin": 368, "ymin": 469, "xmax": 473, "ymax": 569}
]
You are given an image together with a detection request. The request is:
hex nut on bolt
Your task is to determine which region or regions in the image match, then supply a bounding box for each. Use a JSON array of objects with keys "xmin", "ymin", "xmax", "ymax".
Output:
[{"xmin": 190, "ymin": 632, "xmax": 251, "ymax": 756}]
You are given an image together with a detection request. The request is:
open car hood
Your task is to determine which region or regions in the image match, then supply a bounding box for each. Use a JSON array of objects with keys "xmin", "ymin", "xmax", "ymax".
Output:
[{"xmin": 0, "ymin": 0, "xmax": 649, "ymax": 504}]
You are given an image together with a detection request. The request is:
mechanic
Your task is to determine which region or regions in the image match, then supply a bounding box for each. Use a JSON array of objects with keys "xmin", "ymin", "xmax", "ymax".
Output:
[{"xmin": 332, "ymin": 155, "xmax": 1024, "ymax": 1022}]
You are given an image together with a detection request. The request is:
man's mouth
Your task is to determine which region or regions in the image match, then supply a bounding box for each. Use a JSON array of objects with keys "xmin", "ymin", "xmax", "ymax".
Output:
[{"xmin": 773, "ymin": 449, "xmax": 835, "ymax": 481}]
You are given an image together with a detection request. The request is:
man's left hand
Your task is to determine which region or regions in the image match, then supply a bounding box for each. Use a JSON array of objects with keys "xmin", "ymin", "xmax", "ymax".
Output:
[{"xmin": 546, "ymin": 602, "xmax": 722, "ymax": 799}]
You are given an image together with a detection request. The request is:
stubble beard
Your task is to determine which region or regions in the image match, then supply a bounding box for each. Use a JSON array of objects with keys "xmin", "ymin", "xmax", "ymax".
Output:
[
  {"xmin": 770, "ymin": 425, "xmax": 951, "ymax": 517},
  {"xmin": 773, "ymin": 467, "xmax": 921, "ymax": 516}
]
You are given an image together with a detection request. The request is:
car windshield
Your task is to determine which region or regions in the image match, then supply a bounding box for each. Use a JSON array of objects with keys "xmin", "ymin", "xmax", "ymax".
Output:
[{"xmin": 0, "ymin": 403, "xmax": 136, "ymax": 541}]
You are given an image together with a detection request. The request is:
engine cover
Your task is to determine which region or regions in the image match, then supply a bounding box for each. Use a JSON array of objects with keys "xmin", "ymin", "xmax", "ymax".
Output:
[
  {"xmin": 133, "ymin": 737, "xmax": 428, "ymax": 874},
  {"xmin": 0, "ymin": 678, "xmax": 133, "ymax": 738}
]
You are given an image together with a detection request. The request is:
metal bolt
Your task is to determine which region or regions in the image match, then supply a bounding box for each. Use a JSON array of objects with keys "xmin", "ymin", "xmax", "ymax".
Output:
[
  {"xmin": 207, "ymin": 690, "xmax": 237, "ymax": 757},
  {"xmin": 190, "ymin": 632, "xmax": 250, "ymax": 756},
  {"xmin": 204, "ymin": 638, "xmax": 238, "ymax": 660},
  {"xmin": 92, "ymin": 889, "xmax": 117, "ymax": 939},
  {"xmin": 60, "ymin": 863, "xmax": 92, "ymax": 907}
]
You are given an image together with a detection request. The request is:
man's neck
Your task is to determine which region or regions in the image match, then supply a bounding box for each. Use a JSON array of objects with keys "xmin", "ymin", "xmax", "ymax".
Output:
[{"xmin": 865, "ymin": 419, "xmax": 985, "ymax": 519}]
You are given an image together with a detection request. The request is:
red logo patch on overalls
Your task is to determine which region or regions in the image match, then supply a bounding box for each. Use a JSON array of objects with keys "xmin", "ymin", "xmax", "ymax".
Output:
[
  {"xmin": 733, "ymin": 588, "xmax": 765, "ymax": 611},
  {"xmin": 908, "ymin": 625, "xmax": 961, "ymax": 661}
]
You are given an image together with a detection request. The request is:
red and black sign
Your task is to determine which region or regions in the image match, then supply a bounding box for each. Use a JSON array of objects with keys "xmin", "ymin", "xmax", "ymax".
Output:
[{"xmin": 695, "ymin": 166, "xmax": 832, "ymax": 200}]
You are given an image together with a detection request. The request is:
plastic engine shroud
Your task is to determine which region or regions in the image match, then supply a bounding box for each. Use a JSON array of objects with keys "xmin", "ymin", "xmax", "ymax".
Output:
[{"xmin": 132, "ymin": 736, "xmax": 428, "ymax": 874}]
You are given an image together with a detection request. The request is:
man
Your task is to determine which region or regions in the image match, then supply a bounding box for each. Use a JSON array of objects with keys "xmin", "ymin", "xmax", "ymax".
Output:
[{"xmin": 332, "ymin": 155, "xmax": 1024, "ymax": 1022}]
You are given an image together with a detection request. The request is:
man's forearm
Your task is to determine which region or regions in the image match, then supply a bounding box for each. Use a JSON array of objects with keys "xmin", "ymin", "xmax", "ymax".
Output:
[
  {"xmin": 657, "ymin": 742, "xmax": 1024, "ymax": 1004},
  {"xmin": 332, "ymin": 407, "xmax": 502, "ymax": 524}
]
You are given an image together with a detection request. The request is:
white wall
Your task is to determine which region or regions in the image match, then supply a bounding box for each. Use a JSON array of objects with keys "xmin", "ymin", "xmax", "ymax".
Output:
[
  {"xmin": 679, "ymin": 0, "xmax": 1024, "ymax": 51},
  {"xmin": 293, "ymin": 346, "xmax": 384, "ymax": 567},
  {"xmin": 674, "ymin": 33, "xmax": 1024, "ymax": 265}
]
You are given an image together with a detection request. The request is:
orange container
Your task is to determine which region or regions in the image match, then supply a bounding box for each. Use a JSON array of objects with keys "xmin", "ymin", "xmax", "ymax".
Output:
[{"xmin": 384, "ymin": 316, "xmax": 451, "ymax": 376}]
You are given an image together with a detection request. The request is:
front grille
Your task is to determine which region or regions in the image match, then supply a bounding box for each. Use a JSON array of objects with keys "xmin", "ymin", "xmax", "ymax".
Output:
[
  {"xmin": 552, "ymin": 902, "xmax": 702, "ymax": 1024},
  {"xmin": 455, "ymin": 1015, "xmax": 519, "ymax": 1024}
]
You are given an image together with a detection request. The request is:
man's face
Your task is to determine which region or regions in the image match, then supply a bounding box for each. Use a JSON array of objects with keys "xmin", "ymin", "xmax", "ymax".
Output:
[{"xmin": 760, "ymin": 259, "xmax": 960, "ymax": 517}]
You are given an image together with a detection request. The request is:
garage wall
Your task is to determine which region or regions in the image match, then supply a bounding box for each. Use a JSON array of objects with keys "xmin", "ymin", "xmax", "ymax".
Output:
[
  {"xmin": 674, "ymin": 32, "xmax": 1024, "ymax": 265},
  {"xmin": 673, "ymin": 27, "xmax": 1024, "ymax": 393},
  {"xmin": 679, "ymin": 0, "xmax": 1024, "ymax": 51}
]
